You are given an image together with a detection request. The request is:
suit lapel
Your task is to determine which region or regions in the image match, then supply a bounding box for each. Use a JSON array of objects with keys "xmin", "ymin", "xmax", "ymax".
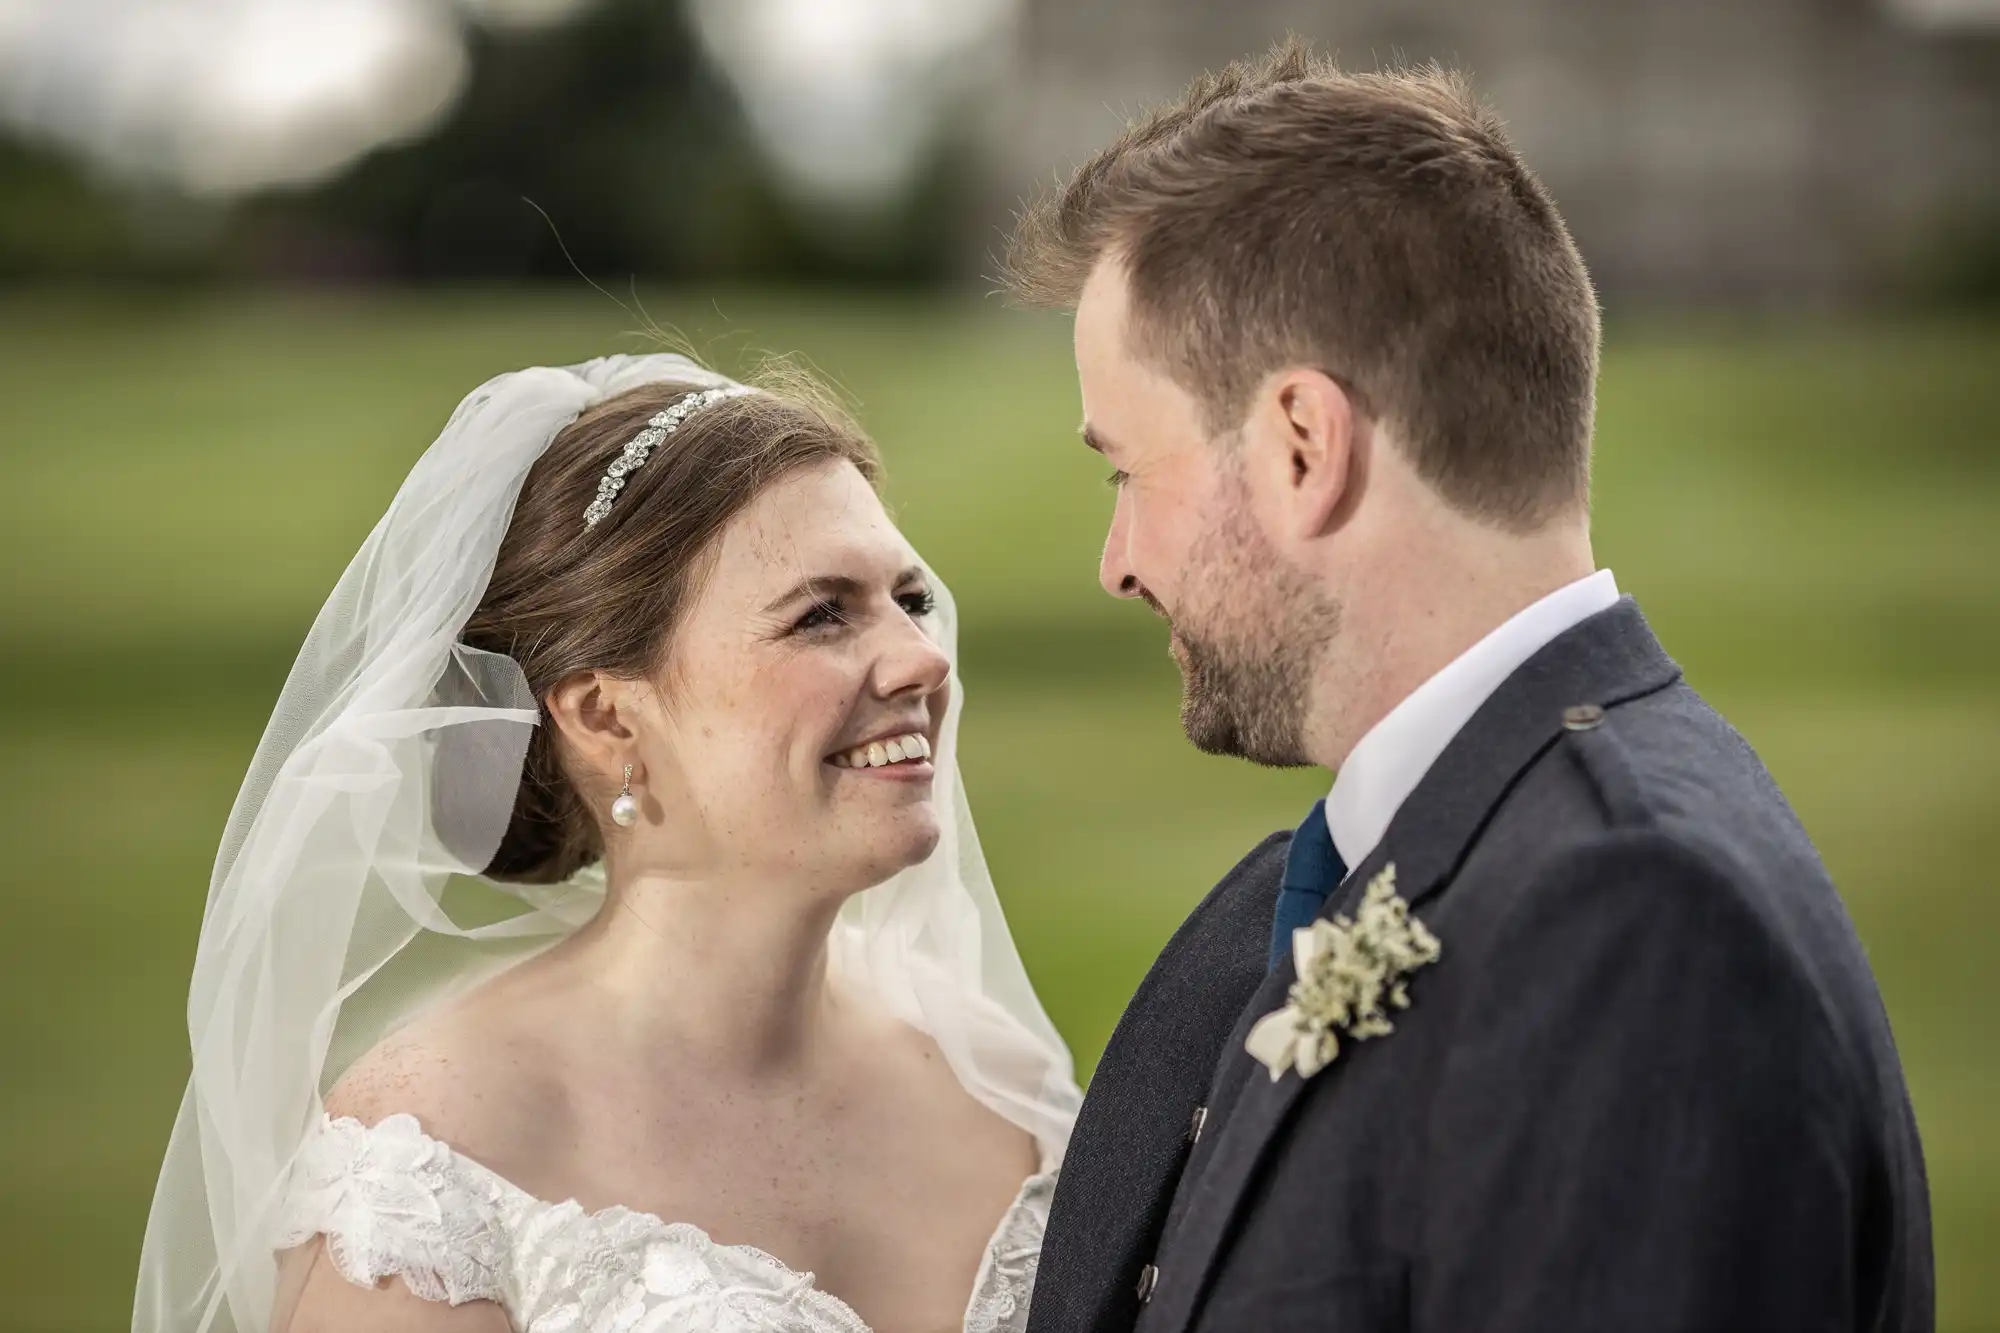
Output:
[
  {"xmin": 1028, "ymin": 836, "xmax": 1290, "ymax": 1333},
  {"xmin": 1139, "ymin": 599, "xmax": 1681, "ymax": 1333},
  {"xmin": 1137, "ymin": 844, "xmax": 1398, "ymax": 1332}
]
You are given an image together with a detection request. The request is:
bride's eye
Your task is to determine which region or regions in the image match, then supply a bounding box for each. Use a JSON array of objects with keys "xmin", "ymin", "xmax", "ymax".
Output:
[
  {"xmin": 1106, "ymin": 468, "xmax": 1130, "ymax": 489},
  {"xmin": 794, "ymin": 599, "xmax": 849, "ymax": 633},
  {"xmin": 898, "ymin": 588, "xmax": 936, "ymax": 618}
]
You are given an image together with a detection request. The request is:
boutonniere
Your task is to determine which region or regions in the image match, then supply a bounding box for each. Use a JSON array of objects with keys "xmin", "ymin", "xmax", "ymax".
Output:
[{"xmin": 1245, "ymin": 864, "xmax": 1442, "ymax": 1082}]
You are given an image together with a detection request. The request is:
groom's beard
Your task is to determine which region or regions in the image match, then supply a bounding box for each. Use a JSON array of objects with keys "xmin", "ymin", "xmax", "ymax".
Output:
[{"xmin": 1168, "ymin": 487, "xmax": 1338, "ymax": 769}]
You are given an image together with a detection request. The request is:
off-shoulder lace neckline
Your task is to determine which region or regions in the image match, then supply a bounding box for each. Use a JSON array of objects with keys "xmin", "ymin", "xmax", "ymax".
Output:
[
  {"xmin": 302, "ymin": 1112, "xmax": 1053, "ymax": 1332},
  {"xmin": 367, "ymin": 1113, "xmax": 871, "ymax": 1325}
]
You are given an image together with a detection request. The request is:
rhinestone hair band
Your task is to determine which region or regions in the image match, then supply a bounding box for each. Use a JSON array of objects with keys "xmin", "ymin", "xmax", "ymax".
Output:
[{"xmin": 582, "ymin": 385, "xmax": 757, "ymax": 528}]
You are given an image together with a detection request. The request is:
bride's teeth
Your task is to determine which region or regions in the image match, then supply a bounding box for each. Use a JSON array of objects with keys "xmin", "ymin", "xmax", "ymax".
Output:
[{"xmin": 834, "ymin": 735, "xmax": 931, "ymax": 769}]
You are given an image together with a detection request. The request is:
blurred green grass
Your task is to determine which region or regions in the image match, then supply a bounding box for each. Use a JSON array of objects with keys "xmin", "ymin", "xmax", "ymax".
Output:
[{"xmin": 0, "ymin": 290, "xmax": 1994, "ymax": 1331}]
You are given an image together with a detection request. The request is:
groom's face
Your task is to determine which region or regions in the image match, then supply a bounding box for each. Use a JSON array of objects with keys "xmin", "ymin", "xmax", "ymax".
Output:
[{"xmin": 1074, "ymin": 262, "xmax": 1325, "ymax": 766}]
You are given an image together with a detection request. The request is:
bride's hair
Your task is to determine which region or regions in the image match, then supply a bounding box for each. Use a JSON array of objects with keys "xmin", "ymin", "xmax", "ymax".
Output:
[{"xmin": 462, "ymin": 370, "xmax": 882, "ymax": 884}]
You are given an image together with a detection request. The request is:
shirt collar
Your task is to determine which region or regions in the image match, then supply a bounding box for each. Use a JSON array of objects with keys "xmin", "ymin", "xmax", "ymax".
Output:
[{"xmin": 1324, "ymin": 569, "xmax": 1621, "ymax": 868}]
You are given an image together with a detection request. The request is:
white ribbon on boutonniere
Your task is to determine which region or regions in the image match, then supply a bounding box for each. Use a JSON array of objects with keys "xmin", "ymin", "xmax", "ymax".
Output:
[{"xmin": 1245, "ymin": 864, "xmax": 1442, "ymax": 1081}]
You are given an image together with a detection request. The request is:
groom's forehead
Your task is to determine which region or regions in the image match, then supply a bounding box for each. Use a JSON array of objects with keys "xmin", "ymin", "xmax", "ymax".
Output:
[
  {"xmin": 1074, "ymin": 260, "xmax": 1190, "ymax": 407},
  {"xmin": 1074, "ymin": 268, "xmax": 1157, "ymax": 438},
  {"xmin": 1074, "ymin": 259, "xmax": 1132, "ymax": 354}
]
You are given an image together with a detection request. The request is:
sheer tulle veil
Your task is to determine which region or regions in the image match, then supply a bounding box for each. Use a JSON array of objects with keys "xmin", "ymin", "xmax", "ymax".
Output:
[{"xmin": 133, "ymin": 353, "xmax": 1081, "ymax": 1333}]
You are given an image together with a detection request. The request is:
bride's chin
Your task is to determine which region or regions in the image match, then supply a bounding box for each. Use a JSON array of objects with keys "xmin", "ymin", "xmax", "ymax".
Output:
[
  {"xmin": 903, "ymin": 821, "xmax": 944, "ymax": 865},
  {"xmin": 843, "ymin": 815, "xmax": 943, "ymax": 887}
]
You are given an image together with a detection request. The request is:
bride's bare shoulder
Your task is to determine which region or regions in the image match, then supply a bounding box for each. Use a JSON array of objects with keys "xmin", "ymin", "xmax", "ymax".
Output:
[
  {"xmin": 288, "ymin": 992, "xmax": 558, "ymax": 1332},
  {"xmin": 323, "ymin": 986, "xmax": 568, "ymax": 1164}
]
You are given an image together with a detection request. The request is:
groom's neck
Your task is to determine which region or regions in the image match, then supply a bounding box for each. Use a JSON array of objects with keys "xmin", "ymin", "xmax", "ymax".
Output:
[{"xmin": 1302, "ymin": 513, "xmax": 1597, "ymax": 772}]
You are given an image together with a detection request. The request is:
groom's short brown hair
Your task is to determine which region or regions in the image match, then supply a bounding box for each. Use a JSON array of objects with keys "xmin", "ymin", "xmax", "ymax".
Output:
[{"xmin": 1003, "ymin": 39, "xmax": 1599, "ymax": 529}]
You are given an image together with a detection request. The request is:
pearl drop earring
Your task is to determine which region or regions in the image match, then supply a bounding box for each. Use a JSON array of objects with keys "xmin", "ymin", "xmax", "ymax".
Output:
[{"xmin": 611, "ymin": 763, "xmax": 639, "ymax": 828}]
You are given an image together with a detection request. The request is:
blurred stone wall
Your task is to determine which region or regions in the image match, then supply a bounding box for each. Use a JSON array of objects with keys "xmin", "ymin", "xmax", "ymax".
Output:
[{"xmin": 982, "ymin": 0, "xmax": 2000, "ymax": 305}]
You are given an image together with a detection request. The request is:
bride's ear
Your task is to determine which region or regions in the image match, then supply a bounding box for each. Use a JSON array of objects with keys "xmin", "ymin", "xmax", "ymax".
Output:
[{"xmin": 543, "ymin": 670, "xmax": 640, "ymax": 774}]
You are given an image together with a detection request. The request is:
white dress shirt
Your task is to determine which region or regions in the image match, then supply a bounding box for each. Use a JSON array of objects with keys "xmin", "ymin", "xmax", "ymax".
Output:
[{"xmin": 1325, "ymin": 569, "xmax": 1621, "ymax": 870}]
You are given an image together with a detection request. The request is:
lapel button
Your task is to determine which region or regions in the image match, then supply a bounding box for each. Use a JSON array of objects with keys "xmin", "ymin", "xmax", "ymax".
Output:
[
  {"xmin": 1188, "ymin": 1104, "xmax": 1208, "ymax": 1145},
  {"xmin": 1562, "ymin": 703, "xmax": 1605, "ymax": 731},
  {"xmin": 1136, "ymin": 1263, "xmax": 1159, "ymax": 1303}
]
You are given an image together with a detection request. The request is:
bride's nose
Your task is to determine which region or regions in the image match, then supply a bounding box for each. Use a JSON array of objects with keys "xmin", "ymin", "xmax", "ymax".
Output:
[{"xmin": 873, "ymin": 616, "xmax": 951, "ymax": 699}]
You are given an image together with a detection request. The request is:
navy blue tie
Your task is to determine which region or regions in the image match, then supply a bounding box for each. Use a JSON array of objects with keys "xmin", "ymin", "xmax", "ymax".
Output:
[{"xmin": 1269, "ymin": 799, "xmax": 1349, "ymax": 972}]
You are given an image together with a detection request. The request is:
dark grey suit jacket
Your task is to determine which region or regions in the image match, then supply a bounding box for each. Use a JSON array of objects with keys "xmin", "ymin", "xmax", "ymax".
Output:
[{"xmin": 1029, "ymin": 599, "xmax": 1932, "ymax": 1333}]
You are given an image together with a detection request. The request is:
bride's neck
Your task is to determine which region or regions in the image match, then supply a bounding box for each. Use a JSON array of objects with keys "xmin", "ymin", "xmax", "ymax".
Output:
[{"xmin": 555, "ymin": 857, "xmax": 847, "ymax": 1074}]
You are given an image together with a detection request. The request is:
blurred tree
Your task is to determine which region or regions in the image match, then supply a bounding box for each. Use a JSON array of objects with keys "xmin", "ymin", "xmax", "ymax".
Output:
[
  {"xmin": 0, "ymin": 0, "xmax": 977, "ymax": 287},
  {"xmin": 0, "ymin": 139, "xmax": 228, "ymax": 283}
]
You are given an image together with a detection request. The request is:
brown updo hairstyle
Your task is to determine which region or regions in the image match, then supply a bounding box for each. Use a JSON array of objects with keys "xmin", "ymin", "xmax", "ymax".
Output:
[{"xmin": 462, "ymin": 371, "xmax": 883, "ymax": 884}]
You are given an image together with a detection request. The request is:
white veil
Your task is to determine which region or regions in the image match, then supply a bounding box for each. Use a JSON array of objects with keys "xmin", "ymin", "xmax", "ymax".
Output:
[{"xmin": 133, "ymin": 353, "xmax": 1081, "ymax": 1333}]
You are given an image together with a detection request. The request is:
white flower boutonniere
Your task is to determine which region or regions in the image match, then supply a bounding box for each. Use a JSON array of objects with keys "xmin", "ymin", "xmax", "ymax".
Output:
[{"xmin": 1244, "ymin": 864, "xmax": 1442, "ymax": 1082}]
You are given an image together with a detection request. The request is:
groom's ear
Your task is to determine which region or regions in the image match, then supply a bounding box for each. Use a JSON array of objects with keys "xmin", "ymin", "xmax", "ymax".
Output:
[{"xmin": 1248, "ymin": 368, "xmax": 1360, "ymax": 542}]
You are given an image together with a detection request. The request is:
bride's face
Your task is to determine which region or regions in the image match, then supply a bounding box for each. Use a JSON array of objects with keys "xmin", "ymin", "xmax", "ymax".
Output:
[{"xmin": 628, "ymin": 459, "xmax": 951, "ymax": 893}]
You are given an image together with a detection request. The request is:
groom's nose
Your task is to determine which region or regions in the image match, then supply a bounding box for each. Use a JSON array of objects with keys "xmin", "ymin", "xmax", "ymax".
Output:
[
  {"xmin": 1099, "ymin": 546, "xmax": 1140, "ymax": 599},
  {"xmin": 1099, "ymin": 492, "xmax": 1144, "ymax": 600}
]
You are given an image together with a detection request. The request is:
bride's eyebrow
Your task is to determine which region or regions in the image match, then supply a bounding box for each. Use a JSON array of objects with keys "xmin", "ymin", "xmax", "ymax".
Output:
[{"xmin": 760, "ymin": 566, "xmax": 924, "ymax": 614}]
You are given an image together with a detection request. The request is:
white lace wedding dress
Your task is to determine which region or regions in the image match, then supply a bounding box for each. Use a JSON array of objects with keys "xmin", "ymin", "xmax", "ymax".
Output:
[{"xmin": 276, "ymin": 1112, "xmax": 1054, "ymax": 1333}]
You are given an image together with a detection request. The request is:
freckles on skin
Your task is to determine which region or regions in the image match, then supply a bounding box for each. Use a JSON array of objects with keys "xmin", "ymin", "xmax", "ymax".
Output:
[
  {"xmin": 801, "ymin": 675, "xmax": 865, "ymax": 791},
  {"xmin": 658, "ymin": 461, "xmax": 947, "ymax": 887},
  {"xmin": 739, "ymin": 487, "xmax": 903, "ymax": 786}
]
